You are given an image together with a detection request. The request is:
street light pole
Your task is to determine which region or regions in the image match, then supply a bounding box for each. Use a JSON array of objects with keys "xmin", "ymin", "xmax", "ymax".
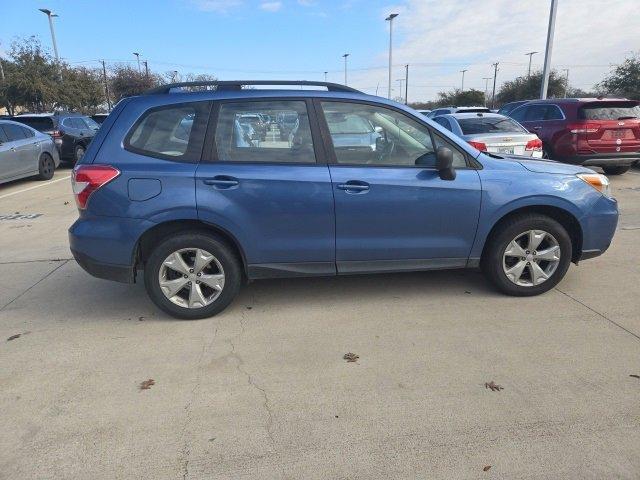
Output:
[
  {"xmin": 491, "ymin": 63, "xmax": 499, "ymax": 109},
  {"xmin": 342, "ymin": 53, "xmax": 350, "ymax": 85},
  {"xmin": 133, "ymin": 52, "xmax": 141, "ymax": 73},
  {"xmin": 38, "ymin": 9, "xmax": 60, "ymax": 62},
  {"xmin": 143, "ymin": 60, "xmax": 149, "ymax": 78},
  {"xmin": 404, "ymin": 64, "xmax": 409, "ymax": 104},
  {"xmin": 100, "ymin": 60, "xmax": 112, "ymax": 111},
  {"xmin": 482, "ymin": 77, "xmax": 492, "ymax": 106},
  {"xmin": 324, "ymin": 71, "xmax": 328, "ymax": 82},
  {"xmin": 396, "ymin": 78, "xmax": 405, "ymax": 102},
  {"xmin": 460, "ymin": 69, "xmax": 468, "ymax": 91},
  {"xmin": 525, "ymin": 51, "xmax": 538, "ymax": 77},
  {"xmin": 540, "ymin": 0, "xmax": 558, "ymax": 99},
  {"xmin": 386, "ymin": 13, "xmax": 399, "ymax": 99}
]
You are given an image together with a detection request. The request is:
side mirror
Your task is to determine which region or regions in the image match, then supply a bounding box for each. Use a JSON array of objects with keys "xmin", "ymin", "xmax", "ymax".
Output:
[{"xmin": 436, "ymin": 146, "xmax": 456, "ymax": 180}]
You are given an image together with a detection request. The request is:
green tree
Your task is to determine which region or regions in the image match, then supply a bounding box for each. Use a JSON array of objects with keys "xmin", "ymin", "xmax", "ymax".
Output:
[
  {"xmin": 109, "ymin": 65, "xmax": 162, "ymax": 101},
  {"xmin": 496, "ymin": 70, "xmax": 566, "ymax": 105},
  {"xmin": 58, "ymin": 65, "xmax": 104, "ymax": 113},
  {"xmin": 435, "ymin": 89, "xmax": 485, "ymax": 107},
  {"xmin": 598, "ymin": 52, "xmax": 640, "ymax": 100},
  {"xmin": 1, "ymin": 37, "xmax": 59, "ymax": 113}
]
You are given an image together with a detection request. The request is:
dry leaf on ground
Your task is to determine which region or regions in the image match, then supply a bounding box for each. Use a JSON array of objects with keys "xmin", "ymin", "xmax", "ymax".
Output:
[
  {"xmin": 484, "ymin": 381, "xmax": 503, "ymax": 392},
  {"xmin": 343, "ymin": 353, "xmax": 359, "ymax": 362},
  {"xmin": 139, "ymin": 379, "xmax": 155, "ymax": 390}
]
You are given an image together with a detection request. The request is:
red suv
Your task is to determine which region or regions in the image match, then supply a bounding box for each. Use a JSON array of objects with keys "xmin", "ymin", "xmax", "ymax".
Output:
[{"xmin": 508, "ymin": 98, "xmax": 640, "ymax": 175}]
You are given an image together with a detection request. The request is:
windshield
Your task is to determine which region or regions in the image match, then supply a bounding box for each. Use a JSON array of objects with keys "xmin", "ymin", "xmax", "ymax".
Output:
[
  {"xmin": 579, "ymin": 102, "xmax": 640, "ymax": 120},
  {"xmin": 84, "ymin": 117, "xmax": 100, "ymax": 129},
  {"xmin": 458, "ymin": 116, "xmax": 527, "ymax": 134}
]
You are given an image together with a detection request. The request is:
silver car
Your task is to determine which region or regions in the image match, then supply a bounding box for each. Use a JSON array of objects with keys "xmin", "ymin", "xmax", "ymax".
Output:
[
  {"xmin": 432, "ymin": 112, "xmax": 543, "ymax": 157},
  {"xmin": 0, "ymin": 120, "xmax": 60, "ymax": 185}
]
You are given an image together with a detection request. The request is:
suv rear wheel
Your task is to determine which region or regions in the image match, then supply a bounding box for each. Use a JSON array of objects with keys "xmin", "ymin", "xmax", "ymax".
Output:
[
  {"xmin": 481, "ymin": 214, "xmax": 572, "ymax": 296},
  {"xmin": 144, "ymin": 233, "xmax": 242, "ymax": 319},
  {"xmin": 602, "ymin": 166, "xmax": 630, "ymax": 175}
]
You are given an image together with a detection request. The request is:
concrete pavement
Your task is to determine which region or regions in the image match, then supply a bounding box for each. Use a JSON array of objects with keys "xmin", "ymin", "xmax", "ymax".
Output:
[{"xmin": 1, "ymin": 167, "xmax": 639, "ymax": 479}]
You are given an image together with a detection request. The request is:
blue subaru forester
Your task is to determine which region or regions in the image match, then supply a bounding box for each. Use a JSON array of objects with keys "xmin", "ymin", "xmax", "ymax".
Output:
[{"xmin": 69, "ymin": 81, "xmax": 618, "ymax": 319}]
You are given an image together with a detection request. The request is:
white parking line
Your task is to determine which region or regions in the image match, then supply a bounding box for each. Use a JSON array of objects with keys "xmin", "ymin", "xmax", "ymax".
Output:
[{"xmin": 0, "ymin": 175, "xmax": 71, "ymax": 201}]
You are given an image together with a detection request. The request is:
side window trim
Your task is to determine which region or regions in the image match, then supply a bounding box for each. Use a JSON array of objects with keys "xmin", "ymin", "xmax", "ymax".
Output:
[
  {"xmin": 204, "ymin": 97, "xmax": 326, "ymax": 165},
  {"xmin": 314, "ymin": 98, "xmax": 474, "ymax": 169}
]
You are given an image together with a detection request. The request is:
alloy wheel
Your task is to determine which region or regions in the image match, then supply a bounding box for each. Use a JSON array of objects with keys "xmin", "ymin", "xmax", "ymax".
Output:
[
  {"xmin": 502, "ymin": 229, "xmax": 561, "ymax": 287},
  {"xmin": 158, "ymin": 248, "xmax": 225, "ymax": 309}
]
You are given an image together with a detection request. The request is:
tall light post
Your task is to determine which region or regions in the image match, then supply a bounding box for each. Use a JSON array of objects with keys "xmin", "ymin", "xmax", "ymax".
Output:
[
  {"xmin": 396, "ymin": 78, "xmax": 405, "ymax": 102},
  {"xmin": 324, "ymin": 71, "xmax": 328, "ymax": 82},
  {"xmin": 133, "ymin": 52, "xmax": 141, "ymax": 73},
  {"xmin": 540, "ymin": 0, "xmax": 558, "ymax": 99},
  {"xmin": 491, "ymin": 62, "xmax": 499, "ymax": 109},
  {"xmin": 525, "ymin": 51, "xmax": 538, "ymax": 77},
  {"xmin": 385, "ymin": 13, "xmax": 399, "ymax": 99},
  {"xmin": 342, "ymin": 53, "xmax": 350, "ymax": 85},
  {"xmin": 38, "ymin": 9, "xmax": 60, "ymax": 62},
  {"xmin": 482, "ymin": 77, "xmax": 492, "ymax": 106},
  {"xmin": 460, "ymin": 69, "xmax": 468, "ymax": 91}
]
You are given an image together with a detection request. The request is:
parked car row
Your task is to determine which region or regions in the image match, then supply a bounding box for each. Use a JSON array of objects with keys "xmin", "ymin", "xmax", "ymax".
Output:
[
  {"xmin": 0, "ymin": 119, "xmax": 60, "ymax": 185},
  {"xmin": 425, "ymin": 98, "xmax": 640, "ymax": 175}
]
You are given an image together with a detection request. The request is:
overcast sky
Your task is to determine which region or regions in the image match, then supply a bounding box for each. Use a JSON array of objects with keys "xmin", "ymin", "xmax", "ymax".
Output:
[{"xmin": 1, "ymin": 0, "xmax": 637, "ymax": 101}]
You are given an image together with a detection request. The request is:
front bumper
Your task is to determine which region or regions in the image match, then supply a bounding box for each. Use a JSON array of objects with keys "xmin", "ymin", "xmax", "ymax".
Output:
[
  {"xmin": 564, "ymin": 152, "xmax": 640, "ymax": 167},
  {"xmin": 577, "ymin": 195, "xmax": 618, "ymax": 262}
]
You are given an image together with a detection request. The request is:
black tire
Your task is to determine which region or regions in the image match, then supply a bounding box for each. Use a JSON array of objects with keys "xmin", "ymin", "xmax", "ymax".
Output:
[
  {"xmin": 481, "ymin": 214, "xmax": 572, "ymax": 296},
  {"xmin": 144, "ymin": 232, "xmax": 242, "ymax": 319},
  {"xmin": 602, "ymin": 166, "xmax": 630, "ymax": 175},
  {"xmin": 542, "ymin": 148, "xmax": 551, "ymax": 159},
  {"xmin": 37, "ymin": 153, "xmax": 55, "ymax": 180},
  {"xmin": 74, "ymin": 144, "xmax": 86, "ymax": 164}
]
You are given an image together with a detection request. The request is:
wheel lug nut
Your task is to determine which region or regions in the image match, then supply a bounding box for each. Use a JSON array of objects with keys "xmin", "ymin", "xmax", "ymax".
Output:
[
  {"xmin": 525, "ymin": 250, "xmax": 530, "ymax": 254},
  {"xmin": 189, "ymin": 269, "xmax": 194, "ymax": 273},
  {"xmin": 196, "ymin": 280, "xmax": 200, "ymax": 285},
  {"xmin": 183, "ymin": 274, "xmax": 188, "ymax": 278},
  {"xmin": 521, "ymin": 257, "xmax": 526, "ymax": 261},
  {"xmin": 187, "ymin": 281, "xmax": 192, "ymax": 285},
  {"xmin": 197, "ymin": 272, "xmax": 201, "ymax": 277}
]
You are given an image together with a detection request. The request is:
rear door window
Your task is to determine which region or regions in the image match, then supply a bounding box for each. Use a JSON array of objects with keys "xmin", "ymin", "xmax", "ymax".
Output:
[
  {"xmin": 0, "ymin": 126, "xmax": 8, "ymax": 143},
  {"xmin": 125, "ymin": 101, "xmax": 211, "ymax": 162},
  {"xmin": 579, "ymin": 102, "xmax": 640, "ymax": 120},
  {"xmin": 524, "ymin": 105, "xmax": 548, "ymax": 121},
  {"xmin": 1, "ymin": 124, "xmax": 27, "ymax": 141},
  {"xmin": 546, "ymin": 105, "xmax": 564, "ymax": 120},
  {"xmin": 19, "ymin": 126, "xmax": 35, "ymax": 138},
  {"xmin": 214, "ymin": 100, "xmax": 316, "ymax": 164},
  {"xmin": 433, "ymin": 116, "xmax": 453, "ymax": 131}
]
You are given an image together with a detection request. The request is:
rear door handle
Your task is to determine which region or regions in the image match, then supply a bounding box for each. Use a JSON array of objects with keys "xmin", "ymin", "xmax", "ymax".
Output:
[
  {"xmin": 337, "ymin": 181, "xmax": 370, "ymax": 193},
  {"xmin": 203, "ymin": 176, "xmax": 239, "ymax": 189},
  {"xmin": 532, "ymin": 126, "xmax": 542, "ymax": 130}
]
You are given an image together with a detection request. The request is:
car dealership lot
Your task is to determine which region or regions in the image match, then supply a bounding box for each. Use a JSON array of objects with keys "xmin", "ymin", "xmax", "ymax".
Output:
[{"xmin": 1, "ymin": 168, "xmax": 640, "ymax": 479}]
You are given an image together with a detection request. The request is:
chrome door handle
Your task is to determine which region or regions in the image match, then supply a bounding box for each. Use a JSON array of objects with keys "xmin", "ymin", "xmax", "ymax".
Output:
[{"xmin": 532, "ymin": 126, "xmax": 542, "ymax": 130}]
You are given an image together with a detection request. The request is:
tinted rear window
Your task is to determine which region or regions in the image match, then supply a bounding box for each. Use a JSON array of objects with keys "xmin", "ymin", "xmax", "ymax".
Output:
[
  {"xmin": 579, "ymin": 102, "xmax": 640, "ymax": 120},
  {"xmin": 125, "ymin": 101, "xmax": 211, "ymax": 162},
  {"xmin": 458, "ymin": 116, "xmax": 526, "ymax": 135},
  {"xmin": 13, "ymin": 116, "xmax": 55, "ymax": 131}
]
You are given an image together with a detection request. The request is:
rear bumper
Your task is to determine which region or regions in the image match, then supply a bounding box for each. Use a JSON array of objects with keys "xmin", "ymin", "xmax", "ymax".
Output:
[
  {"xmin": 563, "ymin": 153, "xmax": 640, "ymax": 167},
  {"xmin": 71, "ymin": 249, "xmax": 135, "ymax": 283},
  {"xmin": 69, "ymin": 215, "xmax": 154, "ymax": 283}
]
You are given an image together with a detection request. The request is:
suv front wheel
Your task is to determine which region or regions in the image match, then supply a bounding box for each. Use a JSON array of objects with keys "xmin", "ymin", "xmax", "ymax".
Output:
[
  {"xmin": 481, "ymin": 214, "xmax": 572, "ymax": 296},
  {"xmin": 144, "ymin": 232, "xmax": 242, "ymax": 319}
]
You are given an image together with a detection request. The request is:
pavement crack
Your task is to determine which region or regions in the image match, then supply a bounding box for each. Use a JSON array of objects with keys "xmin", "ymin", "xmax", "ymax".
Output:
[
  {"xmin": 228, "ymin": 313, "xmax": 283, "ymax": 476},
  {"xmin": 555, "ymin": 287, "xmax": 640, "ymax": 342},
  {"xmin": 179, "ymin": 326, "xmax": 218, "ymax": 480},
  {"xmin": 0, "ymin": 258, "xmax": 73, "ymax": 265},
  {"xmin": 0, "ymin": 260, "xmax": 69, "ymax": 312}
]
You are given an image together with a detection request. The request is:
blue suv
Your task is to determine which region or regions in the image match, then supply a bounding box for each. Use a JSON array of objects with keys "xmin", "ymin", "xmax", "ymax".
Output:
[{"xmin": 69, "ymin": 81, "xmax": 618, "ymax": 319}]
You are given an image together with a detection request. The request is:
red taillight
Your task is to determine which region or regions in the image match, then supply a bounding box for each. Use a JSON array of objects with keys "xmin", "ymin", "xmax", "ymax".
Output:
[
  {"xmin": 525, "ymin": 138, "xmax": 543, "ymax": 151},
  {"xmin": 568, "ymin": 122, "xmax": 600, "ymax": 134},
  {"xmin": 72, "ymin": 165, "xmax": 120, "ymax": 209},
  {"xmin": 467, "ymin": 140, "xmax": 487, "ymax": 151}
]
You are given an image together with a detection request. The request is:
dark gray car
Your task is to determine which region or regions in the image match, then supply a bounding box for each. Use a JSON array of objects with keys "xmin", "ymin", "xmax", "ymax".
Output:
[{"xmin": 0, "ymin": 120, "xmax": 60, "ymax": 185}]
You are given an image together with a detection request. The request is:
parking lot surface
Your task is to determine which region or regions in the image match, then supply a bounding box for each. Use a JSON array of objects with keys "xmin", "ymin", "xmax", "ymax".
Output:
[{"xmin": 1, "ymin": 167, "xmax": 640, "ymax": 479}]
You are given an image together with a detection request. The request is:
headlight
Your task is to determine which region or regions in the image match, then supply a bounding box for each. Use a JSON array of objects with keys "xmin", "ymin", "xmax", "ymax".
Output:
[{"xmin": 577, "ymin": 173, "xmax": 612, "ymax": 198}]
